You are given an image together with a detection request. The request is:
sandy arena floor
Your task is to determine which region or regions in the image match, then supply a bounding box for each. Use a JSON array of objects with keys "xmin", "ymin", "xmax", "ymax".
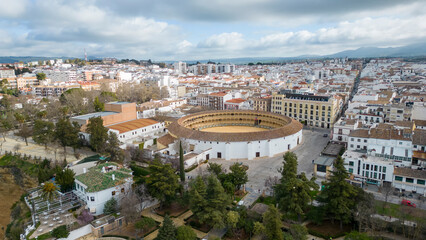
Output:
[{"xmin": 201, "ymin": 126, "xmax": 267, "ymax": 133}]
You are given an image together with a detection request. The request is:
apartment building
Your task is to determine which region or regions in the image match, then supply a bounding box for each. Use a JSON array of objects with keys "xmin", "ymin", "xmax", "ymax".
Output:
[
  {"xmin": 332, "ymin": 118, "xmax": 362, "ymax": 145},
  {"xmin": 252, "ymin": 96, "xmax": 272, "ymax": 112},
  {"xmin": 0, "ymin": 68, "xmax": 15, "ymax": 78},
  {"xmin": 272, "ymin": 90, "xmax": 341, "ymax": 128},
  {"xmin": 348, "ymin": 126, "xmax": 413, "ymax": 167},
  {"xmin": 33, "ymin": 85, "xmax": 80, "ymax": 97},
  {"xmin": 208, "ymin": 92, "xmax": 232, "ymax": 110}
]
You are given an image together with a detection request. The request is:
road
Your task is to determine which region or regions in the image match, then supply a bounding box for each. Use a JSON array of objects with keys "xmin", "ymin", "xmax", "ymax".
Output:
[{"xmin": 187, "ymin": 128, "xmax": 331, "ymax": 206}]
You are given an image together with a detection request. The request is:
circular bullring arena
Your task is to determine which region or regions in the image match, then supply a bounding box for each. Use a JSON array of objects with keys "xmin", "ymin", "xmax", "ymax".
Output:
[{"xmin": 168, "ymin": 110, "xmax": 303, "ymax": 160}]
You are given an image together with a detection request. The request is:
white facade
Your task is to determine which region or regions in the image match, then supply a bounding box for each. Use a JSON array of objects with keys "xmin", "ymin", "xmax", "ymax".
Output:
[
  {"xmin": 343, "ymin": 151, "xmax": 394, "ymax": 184},
  {"xmin": 74, "ymin": 179, "xmax": 133, "ymax": 215},
  {"xmin": 182, "ymin": 129, "xmax": 302, "ymax": 160},
  {"xmin": 332, "ymin": 118, "xmax": 361, "ymax": 144},
  {"xmin": 110, "ymin": 122, "xmax": 165, "ymax": 143},
  {"xmin": 392, "ymin": 171, "xmax": 426, "ymax": 196}
]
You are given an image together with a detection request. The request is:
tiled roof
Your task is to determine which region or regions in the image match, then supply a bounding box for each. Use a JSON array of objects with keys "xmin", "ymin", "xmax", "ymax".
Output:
[
  {"xmin": 107, "ymin": 118, "xmax": 159, "ymax": 134},
  {"xmin": 394, "ymin": 167, "xmax": 426, "ymax": 179},
  {"xmin": 413, "ymin": 129, "xmax": 426, "ymax": 145},
  {"xmin": 157, "ymin": 133, "xmax": 177, "ymax": 147},
  {"xmin": 75, "ymin": 162, "xmax": 132, "ymax": 192}
]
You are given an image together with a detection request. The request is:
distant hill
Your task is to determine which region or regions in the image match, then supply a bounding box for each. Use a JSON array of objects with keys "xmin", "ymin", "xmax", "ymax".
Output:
[
  {"xmin": 1, "ymin": 43, "xmax": 426, "ymax": 64},
  {"xmin": 325, "ymin": 43, "xmax": 426, "ymax": 58},
  {"xmin": 0, "ymin": 56, "xmax": 101, "ymax": 64}
]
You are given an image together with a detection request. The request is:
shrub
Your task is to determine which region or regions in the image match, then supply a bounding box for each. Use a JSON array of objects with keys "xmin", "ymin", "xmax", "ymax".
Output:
[
  {"xmin": 103, "ymin": 198, "xmax": 118, "ymax": 215},
  {"xmin": 51, "ymin": 225, "xmax": 69, "ymax": 238}
]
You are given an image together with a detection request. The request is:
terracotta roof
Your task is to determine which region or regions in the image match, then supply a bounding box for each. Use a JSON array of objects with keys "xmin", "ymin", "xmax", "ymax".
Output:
[
  {"xmin": 209, "ymin": 92, "xmax": 228, "ymax": 97},
  {"xmin": 225, "ymin": 98, "xmax": 246, "ymax": 104},
  {"xmin": 157, "ymin": 133, "xmax": 177, "ymax": 147},
  {"xmin": 107, "ymin": 118, "xmax": 159, "ymax": 134},
  {"xmin": 168, "ymin": 110, "xmax": 303, "ymax": 142},
  {"xmin": 413, "ymin": 129, "xmax": 426, "ymax": 145},
  {"xmin": 414, "ymin": 120, "xmax": 426, "ymax": 127},
  {"xmin": 394, "ymin": 167, "xmax": 426, "ymax": 180}
]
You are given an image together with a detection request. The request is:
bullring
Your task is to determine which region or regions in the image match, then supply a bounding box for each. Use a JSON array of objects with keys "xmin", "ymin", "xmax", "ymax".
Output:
[{"xmin": 168, "ymin": 110, "xmax": 303, "ymax": 160}]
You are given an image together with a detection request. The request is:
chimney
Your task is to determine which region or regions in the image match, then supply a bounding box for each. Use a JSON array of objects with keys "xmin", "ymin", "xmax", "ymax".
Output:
[
  {"xmin": 83, "ymin": 168, "xmax": 86, "ymax": 174},
  {"xmin": 112, "ymin": 174, "xmax": 115, "ymax": 181}
]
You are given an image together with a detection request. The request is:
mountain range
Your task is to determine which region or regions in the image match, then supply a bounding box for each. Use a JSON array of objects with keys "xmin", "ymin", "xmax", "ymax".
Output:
[{"xmin": 1, "ymin": 43, "xmax": 426, "ymax": 64}]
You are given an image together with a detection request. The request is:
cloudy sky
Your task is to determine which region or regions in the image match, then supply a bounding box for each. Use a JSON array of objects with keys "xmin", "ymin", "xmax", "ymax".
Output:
[{"xmin": 1, "ymin": 0, "xmax": 426, "ymax": 60}]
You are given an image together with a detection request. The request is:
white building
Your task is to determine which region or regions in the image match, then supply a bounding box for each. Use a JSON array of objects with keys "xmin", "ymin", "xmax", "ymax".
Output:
[
  {"xmin": 173, "ymin": 61, "xmax": 187, "ymax": 74},
  {"xmin": 107, "ymin": 118, "xmax": 165, "ymax": 144},
  {"xmin": 393, "ymin": 167, "xmax": 426, "ymax": 196},
  {"xmin": 343, "ymin": 150, "xmax": 394, "ymax": 185},
  {"xmin": 348, "ymin": 126, "xmax": 413, "ymax": 167},
  {"xmin": 332, "ymin": 118, "xmax": 362, "ymax": 145},
  {"xmin": 74, "ymin": 162, "xmax": 133, "ymax": 215}
]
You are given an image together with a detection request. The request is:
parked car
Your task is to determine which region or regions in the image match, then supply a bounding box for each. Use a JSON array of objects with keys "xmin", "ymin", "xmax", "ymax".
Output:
[
  {"xmin": 401, "ymin": 199, "xmax": 416, "ymax": 208},
  {"xmin": 323, "ymin": 134, "xmax": 328, "ymax": 137}
]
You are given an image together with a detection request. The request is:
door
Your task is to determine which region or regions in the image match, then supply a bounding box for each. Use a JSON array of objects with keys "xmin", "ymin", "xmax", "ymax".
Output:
[
  {"xmin": 206, "ymin": 154, "xmax": 209, "ymax": 160},
  {"xmin": 217, "ymin": 152, "xmax": 222, "ymax": 158}
]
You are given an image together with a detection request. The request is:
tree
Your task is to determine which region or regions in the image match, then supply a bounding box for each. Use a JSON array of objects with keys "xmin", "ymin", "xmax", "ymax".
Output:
[
  {"xmin": 289, "ymin": 224, "xmax": 308, "ymax": 240},
  {"xmin": 55, "ymin": 118, "xmax": 80, "ymax": 161},
  {"xmin": 135, "ymin": 217, "xmax": 156, "ymax": 239},
  {"xmin": 207, "ymin": 162, "xmax": 223, "ymax": 176},
  {"xmin": 33, "ymin": 120, "xmax": 55, "ymax": 149},
  {"xmin": 176, "ymin": 225, "xmax": 196, "ymax": 240},
  {"xmin": 36, "ymin": 72, "xmax": 46, "ymax": 80},
  {"xmin": 0, "ymin": 114, "xmax": 15, "ymax": 141},
  {"xmin": 16, "ymin": 123, "xmax": 32, "ymax": 146},
  {"xmin": 93, "ymin": 96, "xmax": 105, "ymax": 112},
  {"xmin": 155, "ymin": 215, "xmax": 176, "ymax": 240},
  {"xmin": 179, "ymin": 141, "xmax": 185, "ymax": 182},
  {"xmin": 146, "ymin": 158, "xmax": 179, "ymax": 206},
  {"xmin": 104, "ymin": 198, "xmax": 118, "ymax": 215},
  {"xmin": 55, "ymin": 168, "xmax": 75, "ymax": 192},
  {"xmin": 262, "ymin": 205, "xmax": 283, "ymax": 240},
  {"xmin": 226, "ymin": 211, "xmax": 240, "ymax": 237},
  {"xmin": 379, "ymin": 181, "xmax": 393, "ymax": 211},
  {"xmin": 274, "ymin": 152, "xmax": 318, "ymax": 222},
  {"xmin": 86, "ymin": 117, "xmax": 108, "ymax": 152},
  {"xmin": 354, "ymin": 190, "xmax": 375, "ymax": 233},
  {"xmin": 188, "ymin": 175, "xmax": 231, "ymax": 228},
  {"xmin": 105, "ymin": 132, "xmax": 124, "ymax": 162},
  {"xmin": 121, "ymin": 191, "xmax": 141, "ymax": 225},
  {"xmin": 77, "ymin": 209, "xmax": 94, "ymax": 225},
  {"xmin": 319, "ymin": 156, "xmax": 357, "ymax": 229},
  {"xmin": 41, "ymin": 182, "xmax": 59, "ymax": 201},
  {"xmin": 228, "ymin": 163, "xmax": 248, "ymax": 191}
]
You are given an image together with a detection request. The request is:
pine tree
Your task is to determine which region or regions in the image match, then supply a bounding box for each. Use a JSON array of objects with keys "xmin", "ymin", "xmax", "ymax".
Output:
[
  {"xmin": 179, "ymin": 141, "xmax": 185, "ymax": 182},
  {"xmin": 155, "ymin": 215, "xmax": 176, "ymax": 240},
  {"xmin": 93, "ymin": 96, "xmax": 105, "ymax": 112},
  {"xmin": 319, "ymin": 156, "xmax": 357, "ymax": 229},
  {"xmin": 274, "ymin": 152, "xmax": 318, "ymax": 222},
  {"xmin": 263, "ymin": 205, "xmax": 283, "ymax": 240},
  {"xmin": 86, "ymin": 117, "xmax": 108, "ymax": 153}
]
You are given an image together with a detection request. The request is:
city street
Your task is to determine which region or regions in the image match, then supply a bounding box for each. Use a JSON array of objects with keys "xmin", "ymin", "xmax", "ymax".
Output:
[{"xmin": 187, "ymin": 128, "xmax": 331, "ymax": 206}]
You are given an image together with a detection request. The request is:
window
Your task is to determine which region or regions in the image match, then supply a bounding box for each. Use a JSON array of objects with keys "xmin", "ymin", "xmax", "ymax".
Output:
[
  {"xmin": 357, "ymin": 139, "xmax": 361, "ymax": 142},
  {"xmin": 90, "ymin": 196, "xmax": 95, "ymax": 201},
  {"xmin": 382, "ymin": 174, "xmax": 386, "ymax": 180},
  {"xmin": 349, "ymin": 161, "xmax": 354, "ymax": 166},
  {"xmin": 383, "ymin": 166, "xmax": 386, "ymax": 173},
  {"xmin": 406, "ymin": 178, "xmax": 414, "ymax": 183},
  {"xmin": 121, "ymin": 188, "xmax": 125, "ymax": 193},
  {"xmin": 374, "ymin": 165, "xmax": 378, "ymax": 171},
  {"xmin": 348, "ymin": 168, "xmax": 353, "ymax": 173},
  {"xmin": 366, "ymin": 164, "xmax": 369, "ymax": 170},
  {"xmin": 350, "ymin": 144, "xmax": 354, "ymax": 148},
  {"xmin": 364, "ymin": 139, "xmax": 367, "ymax": 143},
  {"xmin": 395, "ymin": 176, "xmax": 403, "ymax": 181},
  {"xmin": 351, "ymin": 138, "xmax": 354, "ymax": 141},
  {"xmin": 417, "ymin": 179, "xmax": 425, "ymax": 185},
  {"xmin": 374, "ymin": 173, "xmax": 377, "ymax": 179},
  {"xmin": 112, "ymin": 191, "xmax": 116, "ymax": 196}
]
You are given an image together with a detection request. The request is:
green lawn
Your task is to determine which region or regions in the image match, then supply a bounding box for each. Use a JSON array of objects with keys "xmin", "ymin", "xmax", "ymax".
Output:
[{"xmin": 374, "ymin": 200, "xmax": 425, "ymax": 222}]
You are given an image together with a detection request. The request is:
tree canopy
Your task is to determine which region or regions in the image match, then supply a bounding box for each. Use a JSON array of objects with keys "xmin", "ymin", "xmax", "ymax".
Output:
[
  {"xmin": 146, "ymin": 158, "xmax": 180, "ymax": 205},
  {"xmin": 86, "ymin": 117, "xmax": 108, "ymax": 152}
]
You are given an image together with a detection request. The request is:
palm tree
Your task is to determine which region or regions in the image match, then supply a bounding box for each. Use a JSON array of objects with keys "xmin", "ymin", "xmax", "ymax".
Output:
[{"xmin": 41, "ymin": 182, "xmax": 59, "ymax": 202}]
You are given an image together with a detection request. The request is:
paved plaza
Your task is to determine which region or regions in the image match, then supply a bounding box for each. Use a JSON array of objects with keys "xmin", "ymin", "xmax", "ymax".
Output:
[{"xmin": 187, "ymin": 128, "xmax": 331, "ymax": 206}]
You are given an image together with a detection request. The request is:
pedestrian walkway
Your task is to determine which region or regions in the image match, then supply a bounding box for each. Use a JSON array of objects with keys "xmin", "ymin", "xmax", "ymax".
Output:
[{"xmin": 141, "ymin": 206, "xmax": 207, "ymax": 240}]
